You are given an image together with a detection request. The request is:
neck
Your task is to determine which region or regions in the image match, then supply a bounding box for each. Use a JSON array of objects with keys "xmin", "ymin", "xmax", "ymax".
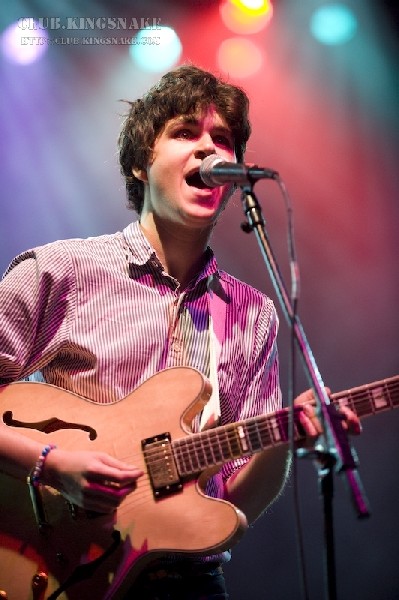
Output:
[{"xmin": 139, "ymin": 215, "xmax": 212, "ymax": 289}]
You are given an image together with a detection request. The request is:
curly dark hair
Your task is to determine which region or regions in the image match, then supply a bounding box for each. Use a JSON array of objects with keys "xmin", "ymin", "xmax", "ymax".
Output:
[{"xmin": 118, "ymin": 64, "xmax": 251, "ymax": 214}]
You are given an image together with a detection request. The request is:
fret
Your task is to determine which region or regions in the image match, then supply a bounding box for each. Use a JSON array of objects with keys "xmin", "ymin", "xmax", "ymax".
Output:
[
  {"xmin": 387, "ymin": 377, "xmax": 399, "ymax": 407},
  {"xmin": 276, "ymin": 408, "xmax": 304, "ymax": 443},
  {"xmin": 332, "ymin": 376, "xmax": 399, "ymax": 419},
  {"xmin": 175, "ymin": 436, "xmax": 204, "ymax": 477},
  {"xmin": 174, "ymin": 424, "xmax": 244, "ymax": 477},
  {"xmin": 225, "ymin": 424, "xmax": 243, "ymax": 458},
  {"xmin": 339, "ymin": 390, "xmax": 371, "ymax": 418},
  {"xmin": 218, "ymin": 427, "xmax": 234, "ymax": 462},
  {"xmin": 207, "ymin": 429, "xmax": 224, "ymax": 463},
  {"xmin": 199, "ymin": 432, "xmax": 212, "ymax": 466},
  {"xmin": 269, "ymin": 411, "xmax": 286, "ymax": 443},
  {"xmin": 261, "ymin": 415, "xmax": 283, "ymax": 447},
  {"xmin": 370, "ymin": 385, "xmax": 390, "ymax": 411},
  {"xmin": 173, "ymin": 439, "xmax": 192, "ymax": 476},
  {"xmin": 214, "ymin": 428, "xmax": 227, "ymax": 463},
  {"xmin": 173, "ymin": 375, "xmax": 398, "ymax": 481},
  {"xmin": 190, "ymin": 437, "xmax": 201, "ymax": 471},
  {"xmin": 258, "ymin": 418, "xmax": 274, "ymax": 449},
  {"xmin": 202, "ymin": 431, "xmax": 219, "ymax": 466},
  {"xmin": 256, "ymin": 416, "xmax": 277, "ymax": 448},
  {"xmin": 237, "ymin": 425, "xmax": 249, "ymax": 452},
  {"xmin": 269, "ymin": 413, "xmax": 283, "ymax": 443},
  {"xmin": 193, "ymin": 439, "xmax": 208, "ymax": 469},
  {"xmin": 244, "ymin": 418, "xmax": 264, "ymax": 452},
  {"xmin": 182, "ymin": 437, "xmax": 200, "ymax": 472}
]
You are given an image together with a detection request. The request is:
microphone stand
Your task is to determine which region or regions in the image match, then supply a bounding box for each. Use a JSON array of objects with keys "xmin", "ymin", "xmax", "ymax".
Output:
[{"xmin": 239, "ymin": 183, "xmax": 370, "ymax": 600}]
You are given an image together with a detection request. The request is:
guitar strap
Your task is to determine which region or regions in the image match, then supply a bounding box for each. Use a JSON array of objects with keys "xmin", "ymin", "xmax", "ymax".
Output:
[{"xmin": 200, "ymin": 274, "xmax": 228, "ymax": 431}]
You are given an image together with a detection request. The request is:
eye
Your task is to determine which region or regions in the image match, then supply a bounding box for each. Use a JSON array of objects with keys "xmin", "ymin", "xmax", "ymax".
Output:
[
  {"xmin": 213, "ymin": 134, "xmax": 234, "ymax": 149},
  {"xmin": 174, "ymin": 128, "xmax": 195, "ymax": 140}
]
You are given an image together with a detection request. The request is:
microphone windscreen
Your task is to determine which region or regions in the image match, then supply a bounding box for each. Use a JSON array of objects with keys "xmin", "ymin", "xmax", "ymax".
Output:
[{"xmin": 199, "ymin": 154, "xmax": 225, "ymax": 187}]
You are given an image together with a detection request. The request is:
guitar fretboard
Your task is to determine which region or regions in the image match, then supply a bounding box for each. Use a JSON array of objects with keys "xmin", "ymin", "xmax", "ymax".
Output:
[
  {"xmin": 173, "ymin": 375, "xmax": 399, "ymax": 478},
  {"xmin": 330, "ymin": 375, "xmax": 399, "ymax": 416}
]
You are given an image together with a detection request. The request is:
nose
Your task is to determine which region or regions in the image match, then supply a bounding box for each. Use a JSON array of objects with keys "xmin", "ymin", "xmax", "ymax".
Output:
[{"xmin": 194, "ymin": 133, "xmax": 216, "ymax": 160}]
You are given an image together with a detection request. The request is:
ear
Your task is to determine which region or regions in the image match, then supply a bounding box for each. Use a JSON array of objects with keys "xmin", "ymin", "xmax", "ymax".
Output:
[{"xmin": 132, "ymin": 167, "xmax": 148, "ymax": 183}]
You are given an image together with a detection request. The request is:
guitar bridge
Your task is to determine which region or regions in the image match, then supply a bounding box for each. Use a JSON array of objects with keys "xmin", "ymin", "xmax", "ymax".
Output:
[{"xmin": 142, "ymin": 433, "xmax": 182, "ymax": 499}]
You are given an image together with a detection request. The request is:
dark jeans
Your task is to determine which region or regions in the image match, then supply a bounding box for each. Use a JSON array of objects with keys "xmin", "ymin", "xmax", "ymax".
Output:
[{"xmin": 126, "ymin": 562, "xmax": 229, "ymax": 600}]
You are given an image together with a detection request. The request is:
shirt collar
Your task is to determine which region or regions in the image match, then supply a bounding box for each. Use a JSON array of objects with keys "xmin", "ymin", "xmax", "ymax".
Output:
[
  {"xmin": 123, "ymin": 220, "xmax": 155, "ymax": 266},
  {"xmin": 123, "ymin": 220, "xmax": 223, "ymax": 287}
]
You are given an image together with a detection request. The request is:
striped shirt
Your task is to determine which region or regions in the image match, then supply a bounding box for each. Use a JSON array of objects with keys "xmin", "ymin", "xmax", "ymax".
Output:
[{"xmin": 0, "ymin": 221, "xmax": 281, "ymax": 557}]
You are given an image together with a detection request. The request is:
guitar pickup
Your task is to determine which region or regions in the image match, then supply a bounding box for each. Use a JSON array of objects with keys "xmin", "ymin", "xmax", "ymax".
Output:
[{"xmin": 142, "ymin": 433, "xmax": 183, "ymax": 499}]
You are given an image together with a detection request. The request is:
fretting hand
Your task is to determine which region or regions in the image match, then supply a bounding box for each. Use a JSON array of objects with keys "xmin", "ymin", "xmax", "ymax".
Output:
[{"xmin": 295, "ymin": 387, "xmax": 362, "ymax": 443}]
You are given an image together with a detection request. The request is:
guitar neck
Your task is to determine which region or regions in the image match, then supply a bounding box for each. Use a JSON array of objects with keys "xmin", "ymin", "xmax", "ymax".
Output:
[
  {"xmin": 174, "ymin": 375, "xmax": 399, "ymax": 478},
  {"xmin": 330, "ymin": 375, "xmax": 399, "ymax": 417}
]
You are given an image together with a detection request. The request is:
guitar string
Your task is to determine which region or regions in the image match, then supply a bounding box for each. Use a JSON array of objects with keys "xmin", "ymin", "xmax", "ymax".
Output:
[
  {"xmin": 48, "ymin": 381, "xmax": 399, "ymax": 494},
  {"xmin": 144, "ymin": 386, "xmax": 392, "ymax": 469},
  {"xmin": 140, "ymin": 381, "xmax": 399, "ymax": 475},
  {"xmin": 107, "ymin": 378, "xmax": 399, "ymax": 471},
  {"xmin": 49, "ymin": 381, "xmax": 399, "ymax": 513},
  {"xmin": 33, "ymin": 381, "xmax": 399, "ymax": 522},
  {"xmin": 105, "ymin": 381, "xmax": 399, "ymax": 511},
  {"xmin": 142, "ymin": 376, "xmax": 399, "ymax": 467},
  {"xmin": 76, "ymin": 377, "xmax": 399, "ymax": 507},
  {"xmin": 145, "ymin": 396, "xmax": 398, "ymax": 474}
]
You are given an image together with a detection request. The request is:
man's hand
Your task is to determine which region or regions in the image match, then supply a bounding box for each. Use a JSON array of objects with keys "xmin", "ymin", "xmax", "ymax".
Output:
[
  {"xmin": 43, "ymin": 449, "xmax": 144, "ymax": 513},
  {"xmin": 295, "ymin": 387, "xmax": 362, "ymax": 441}
]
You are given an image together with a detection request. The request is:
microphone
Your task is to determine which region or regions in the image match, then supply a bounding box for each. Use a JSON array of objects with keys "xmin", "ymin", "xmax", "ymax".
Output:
[{"xmin": 200, "ymin": 154, "xmax": 278, "ymax": 188}]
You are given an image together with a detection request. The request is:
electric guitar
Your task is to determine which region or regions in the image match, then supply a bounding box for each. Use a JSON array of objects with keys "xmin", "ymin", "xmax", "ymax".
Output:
[{"xmin": 0, "ymin": 367, "xmax": 397, "ymax": 599}]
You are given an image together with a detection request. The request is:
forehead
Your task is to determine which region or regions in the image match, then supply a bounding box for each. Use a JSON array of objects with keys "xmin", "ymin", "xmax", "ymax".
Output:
[{"xmin": 165, "ymin": 106, "xmax": 231, "ymax": 131}]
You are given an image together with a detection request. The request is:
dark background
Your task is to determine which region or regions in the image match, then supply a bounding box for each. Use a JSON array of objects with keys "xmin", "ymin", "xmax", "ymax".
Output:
[{"xmin": 1, "ymin": 1, "xmax": 398, "ymax": 598}]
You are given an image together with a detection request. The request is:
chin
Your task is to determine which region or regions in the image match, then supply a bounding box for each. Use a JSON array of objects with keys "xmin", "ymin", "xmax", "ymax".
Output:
[{"xmin": 181, "ymin": 209, "xmax": 218, "ymax": 229}]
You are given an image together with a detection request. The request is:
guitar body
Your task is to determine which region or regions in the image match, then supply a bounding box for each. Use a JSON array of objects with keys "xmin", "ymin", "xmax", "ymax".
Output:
[{"xmin": 0, "ymin": 367, "xmax": 247, "ymax": 600}]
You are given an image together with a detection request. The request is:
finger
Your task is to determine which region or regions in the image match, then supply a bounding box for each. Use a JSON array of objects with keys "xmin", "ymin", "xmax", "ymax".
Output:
[
  {"xmin": 87, "ymin": 471, "xmax": 143, "ymax": 493},
  {"xmin": 306, "ymin": 404, "xmax": 324, "ymax": 434},
  {"xmin": 295, "ymin": 390, "xmax": 314, "ymax": 407},
  {"xmin": 294, "ymin": 386, "xmax": 331, "ymax": 408},
  {"xmin": 83, "ymin": 482, "xmax": 136, "ymax": 511},
  {"xmin": 299, "ymin": 405, "xmax": 321, "ymax": 437},
  {"xmin": 339, "ymin": 407, "xmax": 362, "ymax": 435},
  {"xmin": 105, "ymin": 467, "xmax": 144, "ymax": 484},
  {"xmin": 88, "ymin": 455, "xmax": 144, "ymax": 484},
  {"xmin": 106, "ymin": 480, "xmax": 139, "ymax": 497},
  {"xmin": 101, "ymin": 453, "xmax": 143, "ymax": 473}
]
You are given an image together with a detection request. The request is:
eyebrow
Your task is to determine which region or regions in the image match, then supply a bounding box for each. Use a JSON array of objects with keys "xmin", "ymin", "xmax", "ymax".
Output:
[{"xmin": 166, "ymin": 115, "xmax": 233, "ymax": 138}]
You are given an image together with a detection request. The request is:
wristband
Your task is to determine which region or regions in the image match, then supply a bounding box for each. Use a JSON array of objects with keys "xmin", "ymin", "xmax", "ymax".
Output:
[{"xmin": 30, "ymin": 443, "xmax": 57, "ymax": 487}]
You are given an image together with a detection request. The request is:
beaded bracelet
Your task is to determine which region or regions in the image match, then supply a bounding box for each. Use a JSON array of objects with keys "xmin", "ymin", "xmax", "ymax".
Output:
[{"xmin": 30, "ymin": 444, "xmax": 57, "ymax": 487}]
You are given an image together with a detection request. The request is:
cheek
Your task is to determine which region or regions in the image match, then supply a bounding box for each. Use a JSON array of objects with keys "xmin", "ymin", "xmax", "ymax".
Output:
[
  {"xmin": 146, "ymin": 162, "xmax": 180, "ymax": 205},
  {"xmin": 147, "ymin": 157, "xmax": 168, "ymax": 186}
]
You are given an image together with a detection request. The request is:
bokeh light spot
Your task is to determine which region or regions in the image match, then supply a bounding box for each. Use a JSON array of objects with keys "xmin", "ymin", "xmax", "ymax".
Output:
[
  {"xmin": 231, "ymin": 0, "xmax": 272, "ymax": 15},
  {"xmin": 1, "ymin": 21, "xmax": 48, "ymax": 65},
  {"xmin": 130, "ymin": 26, "xmax": 182, "ymax": 72},
  {"xmin": 310, "ymin": 4, "xmax": 358, "ymax": 45},
  {"xmin": 220, "ymin": 0, "xmax": 273, "ymax": 34},
  {"xmin": 217, "ymin": 37, "xmax": 263, "ymax": 78}
]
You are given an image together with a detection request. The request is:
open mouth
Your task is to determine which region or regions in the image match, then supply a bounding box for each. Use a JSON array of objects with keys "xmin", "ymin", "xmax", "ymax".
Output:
[{"xmin": 185, "ymin": 170, "xmax": 211, "ymax": 190}]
